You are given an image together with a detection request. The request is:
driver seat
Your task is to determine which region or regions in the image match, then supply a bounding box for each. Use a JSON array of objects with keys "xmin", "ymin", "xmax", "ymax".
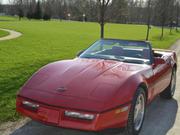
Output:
[
  {"xmin": 143, "ymin": 48, "xmax": 150, "ymax": 59},
  {"xmin": 112, "ymin": 46, "xmax": 124, "ymax": 56}
]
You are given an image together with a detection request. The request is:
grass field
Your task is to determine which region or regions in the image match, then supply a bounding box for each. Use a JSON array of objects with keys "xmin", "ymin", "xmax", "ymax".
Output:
[
  {"xmin": 0, "ymin": 17, "xmax": 180, "ymax": 123},
  {"xmin": 0, "ymin": 30, "xmax": 9, "ymax": 37}
]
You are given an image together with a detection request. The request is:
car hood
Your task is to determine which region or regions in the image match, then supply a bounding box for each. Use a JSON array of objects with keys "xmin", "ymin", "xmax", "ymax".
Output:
[{"xmin": 19, "ymin": 58, "xmax": 147, "ymax": 112}]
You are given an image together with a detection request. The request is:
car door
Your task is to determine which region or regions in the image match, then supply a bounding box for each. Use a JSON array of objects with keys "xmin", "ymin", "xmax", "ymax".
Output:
[{"xmin": 152, "ymin": 57, "xmax": 172, "ymax": 95}]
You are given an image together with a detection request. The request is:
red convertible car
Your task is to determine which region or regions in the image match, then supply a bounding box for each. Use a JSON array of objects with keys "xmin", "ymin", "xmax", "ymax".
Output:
[{"xmin": 16, "ymin": 39, "xmax": 177, "ymax": 135}]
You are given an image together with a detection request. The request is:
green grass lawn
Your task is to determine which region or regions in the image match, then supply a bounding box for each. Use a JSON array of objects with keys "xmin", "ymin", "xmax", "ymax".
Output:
[
  {"xmin": 0, "ymin": 30, "xmax": 9, "ymax": 37},
  {"xmin": 0, "ymin": 17, "xmax": 179, "ymax": 123},
  {"xmin": 0, "ymin": 15, "xmax": 19, "ymax": 21}
]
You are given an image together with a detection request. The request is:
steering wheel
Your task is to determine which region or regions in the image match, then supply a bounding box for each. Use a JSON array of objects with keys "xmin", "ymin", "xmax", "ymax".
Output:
[{"xmin": 134, "ymin": 54, "xmax": 142, "ymax": 58}]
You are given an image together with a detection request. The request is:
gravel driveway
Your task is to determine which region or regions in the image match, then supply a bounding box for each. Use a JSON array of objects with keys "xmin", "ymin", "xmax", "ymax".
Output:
[{"xmin": 1, "ymin": 40, "xmax": 180, "ymax": 135}]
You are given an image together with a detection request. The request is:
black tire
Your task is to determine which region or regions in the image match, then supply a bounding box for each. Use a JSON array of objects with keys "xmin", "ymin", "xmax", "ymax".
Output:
[
  {"xmin": 125, "ymin": 87, "xmax": 146, "ymax": 135},
  {"xmin": 160, "ymin": 68, "xmax": 176, "ymax": 99}
]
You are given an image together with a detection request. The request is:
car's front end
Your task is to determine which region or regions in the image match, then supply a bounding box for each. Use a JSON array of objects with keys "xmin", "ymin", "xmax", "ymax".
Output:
[
  {"xmin": 17, "ymin": 95, "xmax": 131, "ymax": 131},
  {"xmin": 16, "ymin": 39, "xmax": 152, "ymax": 132}
]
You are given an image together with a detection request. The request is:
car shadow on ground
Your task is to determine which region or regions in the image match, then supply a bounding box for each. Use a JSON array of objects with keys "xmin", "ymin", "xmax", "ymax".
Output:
[{"xmin": 11, "ymin": 97, "xmax": 178, "ymax": 135}]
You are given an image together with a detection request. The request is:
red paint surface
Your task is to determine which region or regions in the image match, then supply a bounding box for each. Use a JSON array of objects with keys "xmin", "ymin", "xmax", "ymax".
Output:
[{"xmin": 16, "ymin": 49, "xmax": 177, "ymax": 131}]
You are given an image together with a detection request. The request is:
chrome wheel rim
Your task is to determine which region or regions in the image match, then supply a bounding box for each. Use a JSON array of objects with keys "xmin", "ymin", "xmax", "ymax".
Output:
[
  {"xmin": 134, "ymin": 94, "xmax": 145, "ymax": 131},
  {"xmin": 171, "ymin": 70, "xmax": 176, "ymax": 96}
]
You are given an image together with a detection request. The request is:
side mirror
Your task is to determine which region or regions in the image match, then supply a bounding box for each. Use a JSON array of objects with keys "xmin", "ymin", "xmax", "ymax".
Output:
[
  {"xmin": 77, "ymin": 50, "xmax": 84, "ymax": 57},
  {"xmin": 154, "ymin": 57, "xmax": 166, "ymax": 66}
]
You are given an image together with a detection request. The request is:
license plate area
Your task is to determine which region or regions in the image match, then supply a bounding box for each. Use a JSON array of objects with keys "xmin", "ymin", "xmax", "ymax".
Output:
[{"xmin": 38, "ymin": 107, "xmax": 60, "ymax": 124}]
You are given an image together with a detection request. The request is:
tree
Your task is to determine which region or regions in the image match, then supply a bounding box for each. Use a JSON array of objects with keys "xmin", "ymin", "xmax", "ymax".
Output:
[
  {"xmin": 57, "ymin": 0, "xmax": 63, "ymax": 20},
  {"xmin": 136, "ymin": 0, "xmax": 144, "ymax": 24},
  {"xmin": 156, "ymin": 0, "xmax": 171, "ymax": 39},
  {"xmin": 127, "ymin": 0, "xmax": 145, "ymax": 24},
  {"xmin": 18, "ymin": 8, "xmax": 24, "ymax": 20},
  {"xmin": 97, "ymin": 0, "xmax": 111, "ymax": 38},
  {"xmin": 62, "ymin": 0, "xmax": 68, "ymax": 20},
  {"xmin": 109, "ymin": 0, "xmax": 128, "ymax": 23},
  {"xmin": 43, "ymin": 0, "xmax": 52, "ymax": 20},
  {"xmin": 26, "ymin": 0, "xmax": 35, "ymax": 20},
  {"xmin": 81, "ymin": 0, "xmax": 98, "ymax": 22},
  {"xmin": 17, "ymin": 0, "xmax": 24, "ymax": 20},
  {"xmin": 176, "ymin": 1, "xmax": 180, "ymax": 32},
  {"xmin": 9, "ymin": 0, "xmax": 178, "ymax": 35},
  {"xmin": 34, "ymin": 0, "xmax": 42, "ymax": 19},
  {"xmin": 146, "ymin": 0, "xmax": 152, "ymax": 41},
  {"xmin": 169, "ymin": 0, "xmax": 176, "ymax": 34},
  {"xmin": 0, "ymin": 0, "xmax": 2, "ymax": 13}
]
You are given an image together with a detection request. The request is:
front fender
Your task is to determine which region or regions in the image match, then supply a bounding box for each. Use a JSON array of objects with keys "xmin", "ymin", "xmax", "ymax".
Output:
[{"xmin": 111, "ymin": 74, "xmax": 148, "ymax": 108}]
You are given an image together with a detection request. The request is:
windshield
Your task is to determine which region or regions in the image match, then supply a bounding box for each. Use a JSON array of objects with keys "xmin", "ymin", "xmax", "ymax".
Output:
[{"xmin": 79, "ymin": 39, "xmax": 152, "ymax": 65}]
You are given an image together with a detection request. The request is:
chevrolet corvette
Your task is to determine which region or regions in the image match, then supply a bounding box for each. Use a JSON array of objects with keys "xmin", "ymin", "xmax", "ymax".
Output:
[{"xmin": 16, "ymin": 39, "xmax": 177, "ymax": 135}]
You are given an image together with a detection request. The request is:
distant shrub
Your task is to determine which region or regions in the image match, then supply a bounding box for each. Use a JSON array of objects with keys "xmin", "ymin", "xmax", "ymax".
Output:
[
  {"xmin": 43, "ymin": 14, "xmax": 51, "ymax": 21},
  {"xmin": 27, "ymin": 12, "xmax": 33, "ymax": 20}
]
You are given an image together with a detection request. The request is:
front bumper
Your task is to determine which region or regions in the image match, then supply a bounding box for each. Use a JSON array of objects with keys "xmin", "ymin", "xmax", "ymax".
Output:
[{"xmin": 16, "ymin": 96, "xmax": 130, "ymax": 131}]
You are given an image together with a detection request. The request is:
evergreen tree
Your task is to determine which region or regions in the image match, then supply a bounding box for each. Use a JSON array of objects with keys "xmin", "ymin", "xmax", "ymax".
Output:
[{"xmin": 34, "ymin": 0, "xmax": 42, "ymax": 19}]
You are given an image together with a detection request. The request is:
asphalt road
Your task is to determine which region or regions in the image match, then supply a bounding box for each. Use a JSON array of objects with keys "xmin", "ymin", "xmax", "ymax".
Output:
[{"xmin": 10, "ymin": 41, "xmax": 180, "ymax": 135}]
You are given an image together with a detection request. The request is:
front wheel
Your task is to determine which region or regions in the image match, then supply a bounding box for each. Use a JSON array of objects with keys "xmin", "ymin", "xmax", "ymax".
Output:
[
  {"xmin": 125, "ymin": 87, "xmax": 146, "ymax": 135},
  {"xmin": 160, "ymin": 68, "xmax": 176, "ymax": 99}
]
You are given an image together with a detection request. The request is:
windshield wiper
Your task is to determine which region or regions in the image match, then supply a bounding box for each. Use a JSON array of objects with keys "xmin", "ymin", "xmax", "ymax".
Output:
[
  {"xmin": 81, "ymin": 55, "xmax": 100, "ymax": 59},
  {"xmin": 103, "ymin": 58, "xmax": 124, "ymax": 62},
  {"xmin": 122, "ymin": 59, "xmax": 145, "ymax": 64},
  {"xmin": 82, "ymin": 55, "xmax": 124, "ymax": 62}
]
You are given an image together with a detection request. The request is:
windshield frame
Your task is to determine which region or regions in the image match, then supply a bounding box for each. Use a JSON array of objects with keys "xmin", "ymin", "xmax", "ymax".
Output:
[{"xmin": 79, "ymin": 39, "xmax": 154, "ymax": 65}]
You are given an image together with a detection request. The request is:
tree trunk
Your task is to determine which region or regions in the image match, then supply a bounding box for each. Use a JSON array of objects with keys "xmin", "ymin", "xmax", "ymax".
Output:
[
  {"xmin": 146, "ymin": 0, "xmax": 151, "ymax": 41},
  {"xmin": 100, "ymin": 5, "xmax": 105, "ymax": 39},
  {"xmin": 176, "ymin": 4, "xmax": 179, "ymax": 32},
  {"xmin": 161, "ymin": 25, "xmax": 164, "ymax": 40},
  {"xmin": 100, "ymin": 23, "xmax": 104, "ymax": 38},
  {"xmin": 98, "ymin": 0, "xmax": 108, "ymax": 39},
  {"xmin": 170, "ymin": 26, "xmax": 172, "ymax": 34},
  {"xmin": 176, "ymin": 25, "xmax": 179, "ymax": 32},
  {"xmin": 176, "ymin": 23, "xmax": 179, "ymax": 32},
  {"xmin": 146, "ymin": 25, "xmax": 150, "ymax": 41}
]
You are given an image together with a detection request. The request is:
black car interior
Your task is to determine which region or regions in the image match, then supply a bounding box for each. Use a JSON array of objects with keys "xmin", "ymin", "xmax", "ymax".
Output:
[{"xmin": 97, "ymin": 46, "xmax": 151, "ymax": 60}]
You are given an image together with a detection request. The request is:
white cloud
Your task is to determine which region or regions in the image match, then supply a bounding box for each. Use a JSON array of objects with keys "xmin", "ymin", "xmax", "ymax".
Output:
[{"xmin": 2, "ymin": 0, "xmax": 9, "ymax": 4}]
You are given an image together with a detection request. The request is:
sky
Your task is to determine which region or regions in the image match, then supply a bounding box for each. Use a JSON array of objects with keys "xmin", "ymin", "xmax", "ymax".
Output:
[
  {"xmin": 2, "ymin": 0, "xmax": 8, "ymax": 4},
  {"xmin": 2, "ymin": 0, "xmax": 14, "ymax": 4}
]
